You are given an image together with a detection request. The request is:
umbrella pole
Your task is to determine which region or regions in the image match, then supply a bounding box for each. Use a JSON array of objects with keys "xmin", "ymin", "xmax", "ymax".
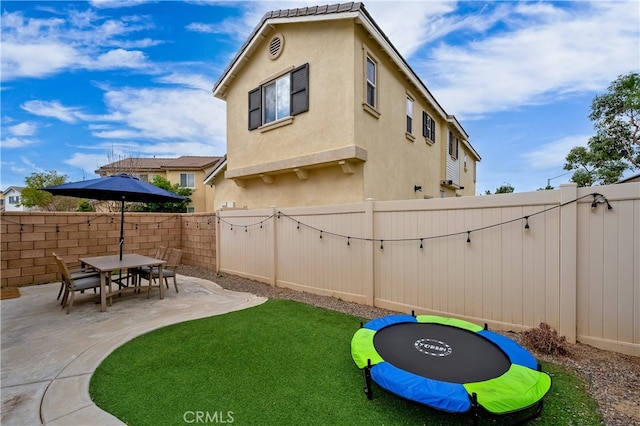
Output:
[
  {"xmin": 116, "ymin": 199, "xmax": 126, "ymax": 293},
  {"xmin": 119, "ymin": 199, "xmax": 125, "ymax": 260}
]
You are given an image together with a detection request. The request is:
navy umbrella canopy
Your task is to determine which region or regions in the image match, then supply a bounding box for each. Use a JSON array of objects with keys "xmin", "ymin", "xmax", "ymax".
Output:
[{"xmin": 43, "ymin": 174, "xmax": 186, "ymax": 259}]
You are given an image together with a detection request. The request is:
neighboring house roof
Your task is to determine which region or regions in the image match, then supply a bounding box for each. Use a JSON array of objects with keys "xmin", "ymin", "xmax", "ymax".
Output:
[
  {"xmin": 96, "ymin": 156, "xmax": 222, "ymax": 175},
  {"xmin": 211, "ymin": 1, "xmax": 479, "ymax": 160},
  {"xmin": 3, "ymin": 186, "xmax": 25, "ymax": 195},
  {"xmin": 617, "ymin": 173, "xmax": 640, "ymax": 183}
]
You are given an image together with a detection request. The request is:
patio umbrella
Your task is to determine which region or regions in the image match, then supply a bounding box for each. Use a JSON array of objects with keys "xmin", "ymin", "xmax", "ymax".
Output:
[{"xmin": 43, "ymin": 174, "xmax": 186, "ymax": 260}]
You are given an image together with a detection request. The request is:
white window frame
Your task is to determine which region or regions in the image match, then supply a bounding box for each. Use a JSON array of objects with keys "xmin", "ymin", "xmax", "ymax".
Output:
[
  {"xmin": 362, "ymin": 47, "xmax": 381, "ymax": 118},
  {"xmin": 263, "ymin": 73, "xmax": 291, "ymax": 125},
  {"xmin": 180, "ymin": 173, "xmax": 195, "ymax": 188},
  {"xmin": 366, "ymin": 56, "xmax": 377, "ymax": 109},
  {"xmin": 406, "ymin": 96, "xmax": 414, "ymax": 135}
]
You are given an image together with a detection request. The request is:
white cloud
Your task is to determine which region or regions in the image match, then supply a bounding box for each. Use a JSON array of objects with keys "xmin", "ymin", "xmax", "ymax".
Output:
[
  {"xmin": 1, "ymin": 42, "xmax": 80, "ymax": 80},
  {"xmin": 366, "ymin": 1, "xmax": 458, "ymax": 57},
  {"xmin": 88, "ymin": 85, "xmax": 227, "ymax": 152},
  {"xmin": 523, "ymin": 134, "xmax": 590, "ymax": 170},
  {"xmin": 64, "ymin": 152, "xmax": 111, "ymax": 174},
  {"xmin": 0, "ymin": 9, "xmax": 159, "ymax": 80},
  {"xmin": 89, "ymin": 48, "xmax": 150, "ymax": 69},
  {"xmin": 7, "ymin": 122, "xmax": 37, "ymax": 136},
  {"xmin": 418, "ymin": 1, "xmax": 640, "ymax": 117},
  {"xmin": 155, "ymin": 73, "xmax": 214, "ymax": 91},
  {"xmin": 0, "ymin": 136, "xmax": 38, "ymax": 149},
  {"xmin": 21, "ymin": 100, "xmax": 81, "ymax": 123}
]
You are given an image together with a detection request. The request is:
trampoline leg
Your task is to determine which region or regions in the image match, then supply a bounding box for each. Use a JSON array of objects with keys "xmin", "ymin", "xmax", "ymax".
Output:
[
  {"xmin": 363, "ymin": 359, "xmax": 373, "ymax": 400},
  {"xmin": 471, "ymin": 392, "xmax": 479, "ymax": 426}
]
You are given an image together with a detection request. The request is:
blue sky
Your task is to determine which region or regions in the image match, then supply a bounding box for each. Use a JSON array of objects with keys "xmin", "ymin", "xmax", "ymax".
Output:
[{"xmin": 1, "ymin": 1, "xmax": 638, "ymax": 194}]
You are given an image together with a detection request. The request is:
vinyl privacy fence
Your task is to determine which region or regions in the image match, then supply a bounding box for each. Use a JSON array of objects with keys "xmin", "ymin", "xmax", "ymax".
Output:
[{"xmin": 217, "ymin": 183, "xmax": 639, "ymax": 356}]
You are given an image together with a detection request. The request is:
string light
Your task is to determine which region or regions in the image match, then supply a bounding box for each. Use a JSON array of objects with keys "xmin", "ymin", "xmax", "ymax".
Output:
[{"xmin": 1, "ymin": 192, "xmax": 605, "ymax": 252}]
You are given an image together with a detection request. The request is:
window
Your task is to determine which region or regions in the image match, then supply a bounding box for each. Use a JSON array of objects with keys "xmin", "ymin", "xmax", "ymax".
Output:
[
  {"xmin": 406, "ymin": 97, "xmax": 413, "ymax": 134},
  {"xmin": 8, "ymin": 196, "xmax": 19, "ymax": 204},
  {"xmin": 248, "ymin": 63, "xmax": 309, "ymax": 130},
  {"xmin": 366, "ymin": 56, "xmax": 376, "ymax": 108},
  {"xmin": 464, "ymin": 154, "xmax": 468, "ymax": 171},
  {"xmin": 422, "ymin": 111, "xmax": 435, "ymax": 142},
  {"xmin": 264, "ymin": 73, "xmax": 290, "ymax": 123},
  {"xmin": 180, "ymin": 173, "xmax": 195, "ymax": 188},
  {"xmin": 448, "ymin": 131, "xmax": 459, "ymax": 159}
]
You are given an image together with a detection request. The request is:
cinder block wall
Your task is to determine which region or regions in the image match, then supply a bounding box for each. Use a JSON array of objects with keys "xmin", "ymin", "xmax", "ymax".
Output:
[
  {"xmin": 180, "ymin": 213, "xmax": 217, "ymax": 271},
  {"xmin": 0, "ymin": 211, "xmax": 216, "ymax": 288}
]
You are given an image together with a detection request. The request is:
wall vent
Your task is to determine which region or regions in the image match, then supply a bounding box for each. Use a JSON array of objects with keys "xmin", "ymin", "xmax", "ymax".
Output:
[{"xmin": 268, "ymin": 34, "xmax": 284, "ymax": 59}]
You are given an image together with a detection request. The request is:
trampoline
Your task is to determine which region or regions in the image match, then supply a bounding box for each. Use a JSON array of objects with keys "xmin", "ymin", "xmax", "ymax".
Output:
[{"xmin": 351, "ymin": 314, "xmax": 551, "ymax": 420}]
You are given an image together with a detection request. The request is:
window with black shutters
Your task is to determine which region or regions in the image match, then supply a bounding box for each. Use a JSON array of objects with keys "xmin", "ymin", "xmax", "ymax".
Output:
[
  {"xmin": 248, "ymin": 63, "xmax": 309, "ymax": 130},
  {"xmin": 422, "ymin": 111, "xmax": 435, "ymax": 142}
]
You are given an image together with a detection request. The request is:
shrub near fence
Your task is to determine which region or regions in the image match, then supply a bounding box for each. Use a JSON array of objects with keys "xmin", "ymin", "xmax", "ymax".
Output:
[
  {"xmin": 0, "ymin": 212, "xmax": 216, "ymax": 288},
  {"xmin": 217, "ymin": 183, "xmax": 640, "ymax": 357}
]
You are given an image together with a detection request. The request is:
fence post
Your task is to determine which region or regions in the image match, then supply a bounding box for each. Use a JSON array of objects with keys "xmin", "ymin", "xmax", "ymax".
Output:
[
  {"xmin": 364, "ymin": 199, "xmax": 375, "ymax": 306},
  {"xmin": 270, "ymin": 206, "xmax": 278, "ymax": 287},
  {"xmin": 559, "ymin": 183, "xmax": 578, "ymax": 343},
  {"xmin": 215, "ymin": 210, "xmax": 221, "ymax": 274}
]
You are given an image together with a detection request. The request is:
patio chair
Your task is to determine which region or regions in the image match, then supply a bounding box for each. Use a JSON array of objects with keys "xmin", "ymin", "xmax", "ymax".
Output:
[
  {"xmin": 55, "ymin": 255, "xmax": 103, "ymax": 314},
  {"xmin": 129, "ymin": 246, "xmax": 169, "ymax": 293},
  {"xmin": 138, "ymin": 248, "xmax": 183, "ymax": 294},
  {"xmin": 52, "ymin": 252, "xmax": 99, "ymax": 303}
]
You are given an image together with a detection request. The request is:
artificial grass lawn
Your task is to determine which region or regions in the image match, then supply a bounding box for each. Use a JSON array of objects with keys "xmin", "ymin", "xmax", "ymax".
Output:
[{"xmin": 90, "ymin": 299, "xmax": 601, "ymax": 425}]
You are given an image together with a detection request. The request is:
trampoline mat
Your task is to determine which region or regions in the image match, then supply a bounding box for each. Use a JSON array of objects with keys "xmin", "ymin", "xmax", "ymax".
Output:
[{"xmin": 373, "ymin": 322, "xmax": 510, "ymax": 383}]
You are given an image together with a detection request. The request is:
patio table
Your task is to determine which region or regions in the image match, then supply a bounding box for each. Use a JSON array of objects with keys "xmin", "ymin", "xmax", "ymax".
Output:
[{"xmin": 79, "ymin": 254, "xmax": 166, "ymax": 312}]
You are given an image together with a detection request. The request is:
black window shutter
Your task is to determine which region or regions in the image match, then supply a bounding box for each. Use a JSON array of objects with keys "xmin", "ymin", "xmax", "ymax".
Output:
[
  {"xmin": 431, "ymin": 117, "xmax": 436, "ymax": 142},
  {"xmin": 422, "ymin": 111, "xmax": 428, "ymax": 138},
  {"xmin": 291, "ymin": 63, "xmax": 309, "ymax": 115},
  {"xmin": 248, "ymin": 87, "xmax": 262, "ymax": 130}
]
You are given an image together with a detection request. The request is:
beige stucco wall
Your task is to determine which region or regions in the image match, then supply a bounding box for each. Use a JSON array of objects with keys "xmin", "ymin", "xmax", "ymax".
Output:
[
  {"xmin": 224, "ymin": 20, "xmax": 357, "ymax": 171},
  {"xmin": 214, "ymin": 16, "xmax": 478, "ymax": 209},
  {"xmin": 354, "ymin": 26, "xmax": 447, "ymax": 201},
  {"xmin": 165, "ymin": 170, "xmax": 213, "ymax": 213}
]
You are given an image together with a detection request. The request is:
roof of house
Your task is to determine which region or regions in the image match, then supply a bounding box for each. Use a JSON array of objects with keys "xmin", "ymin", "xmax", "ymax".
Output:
[
  {"xmin": 211, "ymin": 2, "xmax": 480, "ymax": 161},
  {"xmin": 2, "ymin": 186, "xmax": 25, "ymax": 195},
  {"xmin": 203, "ymin": 154, "xmax": 227, "ymax": 185},
  {"xmin": 617, "ymin": 173, "xmax": 640, "ymax": 183},
  {"xmin": 96, "ymin": 156, "xmax": 222, "ymax": 174}
]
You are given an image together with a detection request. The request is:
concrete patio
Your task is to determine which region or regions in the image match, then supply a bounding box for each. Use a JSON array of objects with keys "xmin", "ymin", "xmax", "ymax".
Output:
[{"xmin": 1, "ymin": 275, "xmax": 267, "ymax": 425}]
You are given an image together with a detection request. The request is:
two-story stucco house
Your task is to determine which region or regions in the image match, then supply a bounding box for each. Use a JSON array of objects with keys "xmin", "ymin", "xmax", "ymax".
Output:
[
  {"xmin": 205, "ymin": 2, "xmax": 480, "ymax": 210},
  {"xmin": 97, "ymin": 156, "xmax": 221, "ymax": 212}
]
